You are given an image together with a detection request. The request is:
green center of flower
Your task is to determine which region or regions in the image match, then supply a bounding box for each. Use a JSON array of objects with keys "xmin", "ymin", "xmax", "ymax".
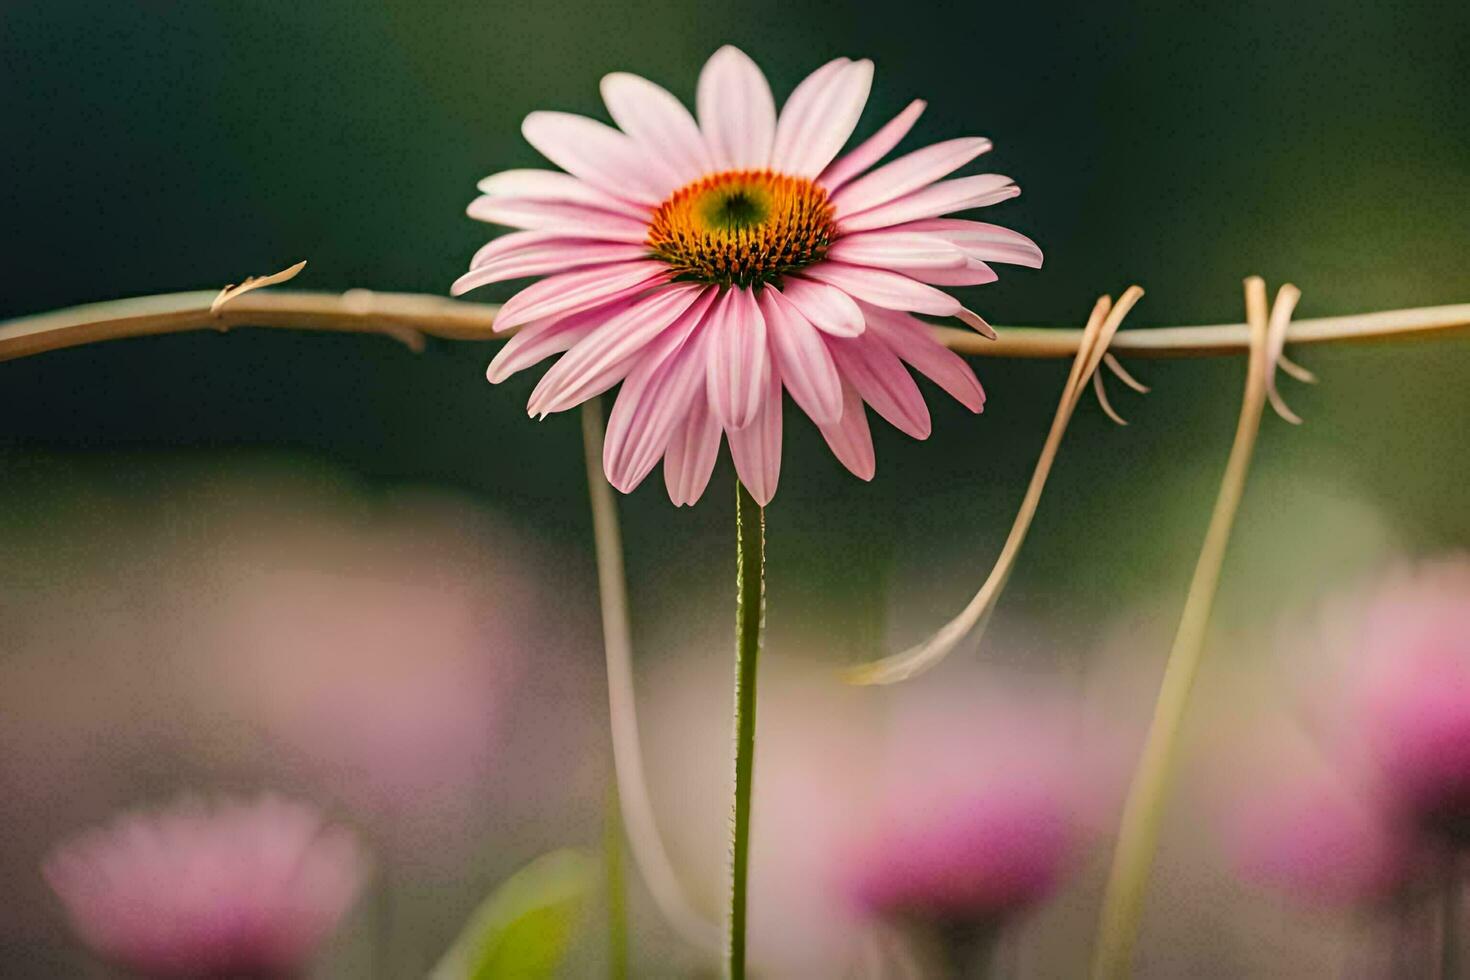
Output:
[
  {"xmin": 647, "ymin": 170, "xmax": 838, "ymax": 287},
  {"xmin": 699, "ymin": 187, "xmax": 769, "ymax": 232}
]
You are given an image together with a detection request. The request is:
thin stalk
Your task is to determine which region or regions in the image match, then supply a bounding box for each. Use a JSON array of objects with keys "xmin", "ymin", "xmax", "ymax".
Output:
[
  {"xmin": 604, "ymin": 783, "xmax": 629, "ymax": 980},
  {"xmin": 728, "ymin": 479, "xmax": 766, "ymax": 979},
  {"xmin": 1090, "ymin": 278, "xmax": 1287, "ymax": 978},
  {"xmin": 2, "ymin": 288, "xmax": 1466, "ymax": 363},
  {"xmin": 579, "ymin": 399, "xmax": 720, "ymax": 952}
]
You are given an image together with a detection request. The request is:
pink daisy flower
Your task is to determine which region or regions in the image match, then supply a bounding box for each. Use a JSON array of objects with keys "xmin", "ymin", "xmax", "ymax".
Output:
[
  {"xmin": 455, "ymin": 46, "xmax": 1041, "ymax": 505},
  {"xmin": 43, "ymin": 795, "xmax": 366, "ymax": 979}
]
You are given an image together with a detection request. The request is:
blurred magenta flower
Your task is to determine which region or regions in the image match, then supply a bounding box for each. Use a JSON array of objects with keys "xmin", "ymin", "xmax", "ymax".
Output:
[
  {"xmin": 458, "ymin": 45, "xmax": 1041, "ymax": 505},
  {"xmin": 1227, "ymin": 558, "xmax": 1470, "ymax": 910},
  {"xmin": 43, "ymin": 795, "xmax": 366, "ymax": 979},
  {"xmin": 1229, "ymin": 774, "xmax": 1421, "ymax": 906},
  {"xmin": 1351, "ymin": 559, "xmax": 1470, "ymax": 845},
  {"xmin": 845, "ymin": 675, "xmax": 1107, "ymax": 927},
  {"xmin": 849, "ymin": 782, "xmax": 1080, "ymax": 924}
]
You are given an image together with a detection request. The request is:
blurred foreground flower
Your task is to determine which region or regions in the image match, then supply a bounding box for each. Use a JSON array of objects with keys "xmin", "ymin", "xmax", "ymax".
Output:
[
  {"xmin": 1225, "ymin": 559, "xmax": 1470, "ymax": 972},
  {"xmin": 1230, "ymin": 773, "xmax": 1424, "ymax": 907},
  {"xmin": 43, "ymin": 794, "xmax": 366, "ymax": 979},
  {"xmin": 458, "ymin": 45, "xmax": 1040, "ymax": 505},
  {"xmin": 1351, "ymin": 559, "xmax": 1470, "ymax": 847},
  {"xmin": 846, "ymin": 677, "xmax": 1109, "ymax": 946},
  {"xmin": 174, "ymin": 494, "xmax": 592, "ymax": 861}
]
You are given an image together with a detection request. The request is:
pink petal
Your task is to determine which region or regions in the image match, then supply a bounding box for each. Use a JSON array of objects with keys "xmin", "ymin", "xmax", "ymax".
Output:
[
  {"xmin": 522, "ymin": 111, "xmax": 679, "ymax": 206},
  {"xmin": 465, "ymin": 197, "xmax": 649, "ymax": 243},
  {"xmin": 769, "ymin": 58, "xmax": 846, "ymax": 166},
  {"xmin": 664, "ymin": 395, "xmax": 722, "ymax": 507},
  {"xmin": 600, "ymin": 72, "xmax": 712, "ymax": 185},
  {"xmin": 488, "ymin": 261, "xmax": 669, "ymax": 330},
  {"xmin": 456, "ymin": 241, "xmax": 650, "ymax": 292},
  {"xmin": 696, "ymin": 46, "xmax": 776, "ymax": 170},
  {"xmin": 899, "ymin": 260, "xmax": 999, "ymax": 287},
  {"xmin": 705, "ymin": 287, "xmax": 771, "ymax": 430},
  {"xmin": 859, "ymin": 304, "xmax": 985, "ymax": 412},
  {"xmin": 771, "ymin": 59, "xmax": 874, "ymax": 177},
  {"xmin": 827, "ymin": 334, "xmax": 931, "ymax": 438},
  {"xmin": 819, "ymin": 99, "xmax": 926, "ymax": 192},
  {"xmin": 779, "ymin": 277, "xmax": 866, "ymax": 337},
  {"xmin": 802, "ymin": 262, "xmax": 960, "ymax": 316},
  {"xmin": 727, "ymin": 364, "xmax": 783, "ymax": 506},
  {"xmin": 528, "ymin": 285, "xmax": 713, "ymax": 416},
  {"xmin": 475, "ymin": 169, "xmax": 650, "ymax": 220},
  {"xmin": 486, "ymin": 295, "xmax": 639, "ymax": 383},
  {"xmin": 760, "ymin": 287, "xmax": 842, "ymax": 425},
  {"xmin": 818, "ymin": 382, "xmax": 876, "ymax": 481},
  {"xmin": 471, "ymin": 230, "xmax": 578, "ymax": 269},
  {"xmin": 826, "ymin": 231, "xmax": 968, "ymax": 271},
  {"xmin": 888, "ymin": 218, "xmax": 1044, "ymax": 268},
  {"xmin": 838, "ymin": 174, "xmax": 1019, "ymax": 233},
  {"xmin": 831, "ymin": 138, "xmax": 992, "ymax": 219},
  {"xmin": 603, "ymin": 312, "xmax": 714, "ymax": 493}
]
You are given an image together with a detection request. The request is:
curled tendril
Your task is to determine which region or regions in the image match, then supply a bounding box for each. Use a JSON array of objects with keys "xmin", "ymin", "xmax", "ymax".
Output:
[
  {"xmin": 1092, "ymin": 351, "xmax": 1151, "ymax": 426},
  {"xmin": 845, "ymin": 285, "xmax": 1146, "ymax": 686},
  {"xmin": 1264, "ymin": 284, "xmax": 1307, "ymax": 424}
]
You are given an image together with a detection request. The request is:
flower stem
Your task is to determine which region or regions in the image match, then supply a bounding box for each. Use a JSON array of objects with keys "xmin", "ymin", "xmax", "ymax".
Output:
[
  {"xmin": 1091, "ymin": 278, "xmax": 1284, "ymax": 978},
  {"xmin": 728, "ymin": 479, "xmax": 766, "ymax": 979},
  {"xmin": 604, "ymin": 782, "xmax": 629, "ymax": 980}
]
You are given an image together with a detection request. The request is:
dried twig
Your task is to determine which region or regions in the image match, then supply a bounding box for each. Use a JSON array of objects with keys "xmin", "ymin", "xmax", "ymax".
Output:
[
  {"xmin": 2, "ymin": 289, "xmax": 1466, "ymax": 364},
  {"xmin": 1090, "ymin": 278, "xmax": 1298, "ymax": 979}
]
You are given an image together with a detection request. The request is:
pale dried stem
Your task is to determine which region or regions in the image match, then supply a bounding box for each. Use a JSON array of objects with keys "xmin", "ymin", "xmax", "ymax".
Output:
[
  {"xmin": 579, "ymin": 400, "xmax": 721, "ymax": 952},
  {"xmin": 1092, "ymin": 369, "xmax": 1131, "ymax": 426},
  {"xmin": 2, "ymin": 289, "xmax": 1467, "ymax": 364},
  {"xmin": 1090, "ymin": 277, "xmax": 1288, "ymax": 979},
  {"xmin": 845, "ymin": 286, "xmax": 1145, "ymax": 686}
]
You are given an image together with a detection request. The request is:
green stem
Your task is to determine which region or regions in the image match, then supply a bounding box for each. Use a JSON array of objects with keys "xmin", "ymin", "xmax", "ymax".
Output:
[
  {"xmin": 727, "ymin": 479, "xmax": 766, "ymax": 979},
  {"xmin": 604, "ymin": 783, "xmax": 629, "ymax": 980}
]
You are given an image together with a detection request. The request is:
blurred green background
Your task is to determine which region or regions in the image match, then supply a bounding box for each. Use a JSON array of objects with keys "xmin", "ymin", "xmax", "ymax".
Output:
[
  {"xmin": 0, "ymin": 1, "xmax": 1467, "ymax": 976},
  {"xmin": 2, "ymin": 0, "xmax": 1466, "ymax": 626}
]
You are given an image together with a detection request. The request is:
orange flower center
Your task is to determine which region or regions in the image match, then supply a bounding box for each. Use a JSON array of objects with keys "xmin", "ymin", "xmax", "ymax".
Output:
[{"xmin": 646, "ymin": 170, "xmax": 838, "ymax": 287}]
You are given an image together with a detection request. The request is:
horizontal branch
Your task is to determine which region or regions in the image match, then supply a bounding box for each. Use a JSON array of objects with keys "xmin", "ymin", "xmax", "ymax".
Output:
[{"xmin": 2, "ymin": 288, "xmax": 1467, "ymax": 365}]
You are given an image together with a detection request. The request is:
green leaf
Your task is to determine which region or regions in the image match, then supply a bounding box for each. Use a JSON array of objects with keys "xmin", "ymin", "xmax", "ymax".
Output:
[{"xmin": 430, "ymin": 849, "xmax": 597, "ymax": 980}]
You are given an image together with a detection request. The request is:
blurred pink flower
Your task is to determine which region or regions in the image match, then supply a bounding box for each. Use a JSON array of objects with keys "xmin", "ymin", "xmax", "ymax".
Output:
[
  {"xmin": 1351, "ymin": 559, "xmax": 1470, "ymax": 844},
  {"xmin": 43, "ymin": 795, "xmax": 366, "ymax": 979},
  {"xmin": 849, "ymin": 782, "xmax": 1078, "ymax": 922},
  {"xmin": 1226, "ymin": 557, "xmax": 1470, "ymax": 909},
  {"xmin": 173, "ymin": 496, "xmax": 580, "ymax": 859},
  {"xmin": 1228, "ymin": 774, "xmax": 1421, "ymax": 906},
  {"xmin": 845, "ymin": 674, "xmax": 1108, "ymax": 926}
]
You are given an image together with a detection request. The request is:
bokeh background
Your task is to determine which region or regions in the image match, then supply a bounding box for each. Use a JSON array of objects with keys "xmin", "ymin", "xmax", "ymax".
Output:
[{"xmin": 1, "ymin": 1, "xmax": 1467, "ymax": 976}]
